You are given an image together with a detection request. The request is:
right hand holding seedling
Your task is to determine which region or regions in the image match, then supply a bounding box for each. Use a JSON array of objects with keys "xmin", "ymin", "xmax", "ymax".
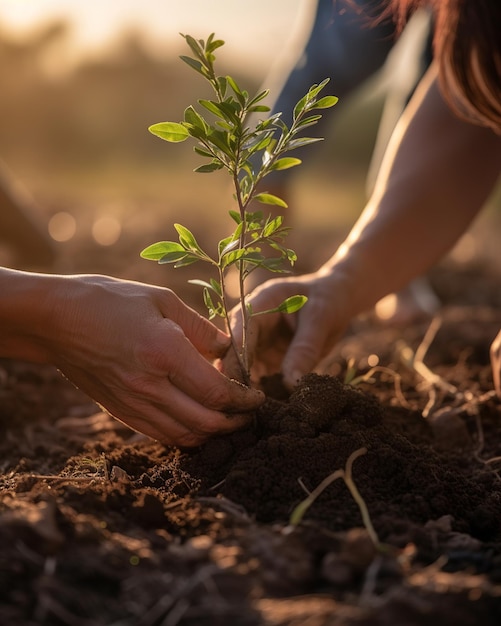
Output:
[{"xmin": 227, "ymin": 271, "xmax": 353, "ymax": 389}]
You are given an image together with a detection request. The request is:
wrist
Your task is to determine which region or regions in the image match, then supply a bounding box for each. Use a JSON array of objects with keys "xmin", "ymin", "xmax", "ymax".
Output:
[
  {"xmin": 0, "ymin": 268, "xmax": 67, "ymax": 363},
  {"xmin": 314, "ymin": 259, "xmax": 365, "ymax": 322}
]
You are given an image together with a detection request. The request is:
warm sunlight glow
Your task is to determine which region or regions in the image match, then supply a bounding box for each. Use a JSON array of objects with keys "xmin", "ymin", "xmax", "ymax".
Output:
[
  {"xmin": 48, "ymin": 211, "xmax": 77, "ymax": 242},
  {"xmin": 91, "ymin": 214, "xmax": 122, "ymax": 246},
  {"xmin": 374, "ymin": 293, "xmax": 399, "ymax": 321},
  {"xmin": 0, "ymin": 0, "xmax": 305, "ymax": 76}
]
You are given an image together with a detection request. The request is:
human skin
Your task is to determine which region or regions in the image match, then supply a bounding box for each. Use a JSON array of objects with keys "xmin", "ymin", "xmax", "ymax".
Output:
[
  {"xmin": 0, "ymin": 268, "xmax": 264, "ymax": 446},
  {"xmin": 229, "ymin": 63, "xmax": 501, "ymax": 392}
]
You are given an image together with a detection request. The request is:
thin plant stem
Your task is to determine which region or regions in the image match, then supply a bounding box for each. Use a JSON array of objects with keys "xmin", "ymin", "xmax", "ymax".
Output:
[
  {"xmin": 289, "ymin": 469, "xmax": 344, "ymax": 526},
  {"xmin": 289, "ymin": 447, "xmax": 381, "ymax": 550},
  {"xmin": 235, "ymin": 172, "xmax": 250, "ymax": 376},
  {"xmin": 343, "ymin": 448, "xmax": 380, "ymax": 547},
  {"xmin": 218, "ymin": 264, "xmax": 249, "ymax": 385}
]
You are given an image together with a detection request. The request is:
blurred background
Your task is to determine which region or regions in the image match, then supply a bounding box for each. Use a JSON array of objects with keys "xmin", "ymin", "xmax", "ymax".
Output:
[{"xmin": 0, "ymin": 0, "xmax": 499, "ymax": 311}]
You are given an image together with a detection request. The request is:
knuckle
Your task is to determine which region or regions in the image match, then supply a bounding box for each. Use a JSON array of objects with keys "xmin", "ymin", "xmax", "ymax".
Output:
[
  {"xmin": 136, "ymin": 322, "xmax": 182, "ymax": 370},
  {"xmin": 121, "ymin": 371, "xmax": 149, "ymax": 395}
]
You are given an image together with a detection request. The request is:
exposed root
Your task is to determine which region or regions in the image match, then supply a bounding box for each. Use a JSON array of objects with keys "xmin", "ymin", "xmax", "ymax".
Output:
[{"xmin": 289, "ymin": 447, "xmax": 381, "ymax": 550}]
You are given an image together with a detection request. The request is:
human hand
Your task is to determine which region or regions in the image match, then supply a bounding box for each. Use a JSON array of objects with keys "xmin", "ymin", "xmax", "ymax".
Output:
[
  {"xmin": 42, "ymin": 275, "xmax": 264, "ymax": 446},
  {"xmin": 227, "ymin": 270, "xmax": 353, "ymax": 390}
]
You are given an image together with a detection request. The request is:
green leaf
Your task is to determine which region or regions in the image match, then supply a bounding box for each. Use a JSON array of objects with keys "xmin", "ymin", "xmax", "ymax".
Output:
[
  {"xmin": 295, "ymin": 114, "xmax": 322, "ymax": 129},
  {"xmin": 220, "ymin": 238, "xmax": 240, "ymax": 256},
  {"xmin": 203, "ymin": 288, "xmax": 224, "ymax": 319},
  {"xmin": 218, "ymin": 235, "xmax": 234, "ymax": 254},
  {"xmin": 306, "ymin": 78, "xmax": 330, "ymax": 99},
  {"xmin": 206, "ymin": 36, "xmax": 225, "ymax": 53},
  {"xmin": 251, "ymin": 294, "xmax": 307, "ymax": 317},
  {"xmin": 182, "ymin": 35, "xmax": 206, "ymax": 62},
  {"xmin": 140, "ymin": 241, "xmax": 185, "ymax": 260},
  {"xmin": 248, "ymin": 105, "xmax": 270, "ymax": 113},
  {"xmin": 242, "ymin": 132, "xmax": 273, "ymax": 154},
  {"xmin": 184, "ymin": 123, "xmax": 207, "ymax": 140},
  {"xmin": 184, "ymin": 105, "xmax": 207, "ymax": 131},
  {"xmin": 149, "ymin": 122, "xmax": 189, "ymax": 143},
  {"xmin": 286, "ymin": 248, "xmax": 298, "ymax": 264},
  {"xmin": 293, "ymin": 94, "xmax": 308, "ymax": 121},
  {"xmin": 277, "ymin": 295, "xmax": 307, "ymax": 314},
  {"xmin": 228, "ymin": 210, "xmax": 241, "ymax": 224},
  {"xmin": 312, "ymin": 95, "xmax": 338, "ymax": 109},
  {"xmin": 260, "ymin": 257, "xmax": 289, "ymax": 272},
  {"xmin": 271, "ymin": 157, "xmax": 302, "ymax": 171},
  {"xmin": 179, "ymin": 55, "xmax": 205, "ymax": 75},
  {"xmin": 210, "ymin": 278, "xmax": 223, "ymax": 296},
  {"xmin": 245, "ymin": 210, "xmax": 264, "ymax": 222},
  {"xmin": 221, "ymin": 247, "xmax": 246, "ymax": 268},
  {"xmin": 215, "ymin": 100, "xmax": 240, "ymax": 122},
  {"xmin": 174, "ymin": 223, "xmax": 203, "ymax": 253},
  {"xmin": 203, "ymin": 288, "xmax": 215, "ymax": 318},
  {"xmin": 207, "ymin": 129, "xmax": 233, "ymax": 156},
  {"xmin": 160, "ymin": 251, "xmax": 192, "ymax": 264},
  {"xmin": 263, "ymin": 215, "xmax": 283, "ymax": 237},
  {"xmin": 188, "ymin": 278, "xmax": 215, "ymax": 295},
  {"xmin": 199, "ymin": 99, "xmax": 226, "ymax": 118},
  {"xmin": 222, "ymin": 247, "xmax": 265, "ymax": 269},
  {"xmin": 226, "ymin": 75, "xmax": 246, "ymax": 106},
  {"xmin": 194, "ymin": 161, "xmax": 224, "ymax": 173},
  {"xmin": 254, "ymin": 193, "xmax": 288, "ymax": 208},
  {"xmin": 173, "ymin": 254, "xmax": 200, "ymax": 268},
  {"xmin": 194, "ymin": 146, "xmax": 214, "ymax": 158},
  {"xmin": 286, "ymin": 137, "xmax": 324, "ymax": 150},
  {"xmin": 217, "ymin": 76, "xmax": 228, "ymax": 97},
  {"xmin": 247, "ymin": 89, "xmax": 270, "ymax": 107}
]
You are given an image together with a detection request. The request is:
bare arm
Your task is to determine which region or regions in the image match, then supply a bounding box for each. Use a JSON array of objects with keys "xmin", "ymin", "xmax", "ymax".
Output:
[{"xmin": 326, "ymin": 63, "xmax": 501, "ymax": 312}]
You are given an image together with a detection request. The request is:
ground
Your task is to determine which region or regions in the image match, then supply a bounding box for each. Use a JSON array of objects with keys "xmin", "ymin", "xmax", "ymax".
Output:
[{"xmin": 1, "ymin": 258, "xmax": 501, "ymax": 626}]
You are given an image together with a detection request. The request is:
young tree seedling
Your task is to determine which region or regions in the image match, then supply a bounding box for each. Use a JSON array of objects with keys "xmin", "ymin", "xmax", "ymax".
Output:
[{"xmin": 141, "ymin": 33, "xmax": 337, "ymax": 384}]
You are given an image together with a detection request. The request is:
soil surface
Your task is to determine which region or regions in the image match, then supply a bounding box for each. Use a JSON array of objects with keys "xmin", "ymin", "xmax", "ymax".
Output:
[{"xmin": 1, "ymin": 259, "xmax": 501, "ymax": 625}]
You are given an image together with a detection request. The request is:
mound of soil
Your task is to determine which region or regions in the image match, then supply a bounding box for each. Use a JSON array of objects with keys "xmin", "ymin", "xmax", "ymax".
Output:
[{"xmin": 1, "ymin": 261, "xmax": 501, "ymax": 625}]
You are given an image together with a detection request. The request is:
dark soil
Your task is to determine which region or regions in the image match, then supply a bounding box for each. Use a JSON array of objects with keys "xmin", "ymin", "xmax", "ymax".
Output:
[{"xmin": 2, "ymin": 259, "xmax": 501, "ymax": 625}]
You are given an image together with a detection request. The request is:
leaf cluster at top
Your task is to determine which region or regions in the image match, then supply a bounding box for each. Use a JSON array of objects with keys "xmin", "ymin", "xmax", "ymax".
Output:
[{"xmin": 148, "ymin": 33, "xmax": 338, "ymax": 209}]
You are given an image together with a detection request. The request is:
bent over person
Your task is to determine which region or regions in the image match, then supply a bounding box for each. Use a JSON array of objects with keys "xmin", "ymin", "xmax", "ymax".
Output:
[{"xmin": 229, "ymin": 0, "xmax": 501, "ymax": 397}]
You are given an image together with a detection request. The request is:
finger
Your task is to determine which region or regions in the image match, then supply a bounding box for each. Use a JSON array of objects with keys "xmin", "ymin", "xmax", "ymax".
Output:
[
  {"xmin": 160, "ymin": 292, "xmax": 231, "ymax": 359},
  {"xmin": 164, "ymin": 326, "xmax": 264, "ymax": 412},
  {"xmin": 81, "ymin": 374, "xmax": 256, "ymax": 448},
  {"xmin": 116, "ymin": 384, "xmax": 254, "ymax": 448},
  {"xmin": 282, "ymin": 303, "xmax": 336, "ymax": 389}
]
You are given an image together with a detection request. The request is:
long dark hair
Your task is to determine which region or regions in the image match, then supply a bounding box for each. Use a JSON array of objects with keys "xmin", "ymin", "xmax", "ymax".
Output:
[{"xmin": 386, "ymin": 0, "xmax": 501, "ymax": 130}]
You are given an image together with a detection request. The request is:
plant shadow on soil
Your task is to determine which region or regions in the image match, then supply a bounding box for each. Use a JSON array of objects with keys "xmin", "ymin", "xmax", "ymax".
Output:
[{"xmin": 1, "ymin": 260, "xmax": 501, "ymax": 625}]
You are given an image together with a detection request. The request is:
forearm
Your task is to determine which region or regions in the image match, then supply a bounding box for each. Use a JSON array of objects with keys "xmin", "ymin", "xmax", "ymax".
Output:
[
  {"xmin": 0, "ymin": 267, "xmax": 64, "ymax": 363},
  {"xmin": 323, "ymin": 65, "xmax": 501, "ymax": 316}
]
